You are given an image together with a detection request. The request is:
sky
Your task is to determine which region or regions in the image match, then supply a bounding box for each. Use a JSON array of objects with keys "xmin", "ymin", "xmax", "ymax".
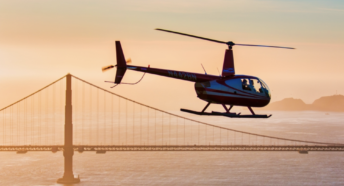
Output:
[{"xmin": 1, "ymin": 0, "xmax": 344, "ymax": 111}]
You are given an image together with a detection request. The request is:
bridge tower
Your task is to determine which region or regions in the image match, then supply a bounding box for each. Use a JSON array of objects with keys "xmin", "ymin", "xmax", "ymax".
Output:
[{"xmin": 57, "ymin": 74, "xmax": 80, "ymax": 184}]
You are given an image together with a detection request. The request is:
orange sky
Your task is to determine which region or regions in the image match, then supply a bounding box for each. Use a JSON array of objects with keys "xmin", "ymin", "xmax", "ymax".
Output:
[{"xmin": 1, "ymin": 0, "xmax": 344, "ymax": 111}]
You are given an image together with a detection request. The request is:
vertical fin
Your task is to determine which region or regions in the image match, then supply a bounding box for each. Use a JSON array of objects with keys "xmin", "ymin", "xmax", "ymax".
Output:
[
  {"xmin": 115, "ymin": 41, "xmax": 127, "ymax": 84},
  {"xmin": 222, "ymin": 49, "xmax": 235, "ymax": 77}
]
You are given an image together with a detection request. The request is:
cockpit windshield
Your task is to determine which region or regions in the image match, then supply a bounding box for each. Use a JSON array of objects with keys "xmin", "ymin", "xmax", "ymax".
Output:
[{"xmin": 258, "ymin": 78, "xmax": 271, "ymax": 98}]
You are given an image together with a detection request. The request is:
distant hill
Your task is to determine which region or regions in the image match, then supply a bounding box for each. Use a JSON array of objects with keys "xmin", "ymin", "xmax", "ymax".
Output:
[{"xmin": 262, "ymin": 95, "xmax": 344, "ymax": 112}]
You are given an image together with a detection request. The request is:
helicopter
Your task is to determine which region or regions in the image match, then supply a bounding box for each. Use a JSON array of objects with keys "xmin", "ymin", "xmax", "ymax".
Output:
[{"xmin": 102, "ymin": 29, "xmax": 295, "ymax": 118}]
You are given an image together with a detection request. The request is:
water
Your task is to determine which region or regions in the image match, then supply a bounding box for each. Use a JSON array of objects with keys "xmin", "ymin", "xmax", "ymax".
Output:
[{"xmin": 1, "ymin": 111, "xmax": 344, "ymax": 185}]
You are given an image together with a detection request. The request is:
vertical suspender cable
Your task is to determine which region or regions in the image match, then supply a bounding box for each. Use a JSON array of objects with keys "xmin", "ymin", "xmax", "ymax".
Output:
[
  {"xmin": 140, "ymin": 105, "xmax": 142, "ymax": 145},
  {"xmin": 24, "ymin": 101, "xmax": 25, "ymax": 145},
  {"xmin": 17, "ymin": 102, "xmax": 19, "ymax": 144},
  {"xmin": 133, "ymin": 101, "xmax": 135, "ymax": 145},
  {"xmin": 46, "ymin": 88, "xmax": 48, "ymax": 145},
  {"xmin": 39, "ymin": 92, "xmax": 41, "ymax": 145},
  {"xmin": 16, "ymin": 102, "xmax": 18, "ymax": 144},
  {"xmin": 32, "ymin": 93, "xmax": 34, "ymax": 144},
  {"xmin": 75, "ymin": 80, "xmax": 77, "ymax": 144},
  {"xmin": 60, "ymin": 80, "xmax": 62, "ymax": 145},
  {"xmin": 13, "ymin": 105, "xmax": 14, "ymax": 145},
  {"xmin": 16, "ymin": 104, "xmax": 18, "ymax": 144},
  {"xmin": 169, "ymin": 114, "xmax": 171, "ymax": 145},
  {"xmin": 227, "ymin": 130, "xmax": 228, "ymax": 145},
  {"xmin": 2, "ymin": 109, "xmax": 4, "ymax": 145},
  {"xmin": 155, "ymin": 110, "xmax": 156, "ymax": 145},
  {"xmin": 162, "ymin": 112, "xmax": 163, "ymax": 145},
  {"xmin": 8, "ymin": 108, "xmax": 10, "ymax": 145},
  {"xmin": 23, "ymin": 100, "xmax": 25, "ymax": 145},
  {"xmin": 213, "ymin": 126, "xmax": 214, "ymax": 145},
  {"xmin": 3, "ymin": 109, "xmax": 5, "ymax": 145},
  {"xmin": 6, "ymin": 108, "xmax": 8, "ymax": 145},
  {"xmin": 147, "ymin": 107, "xmax": 149, "ymax": 145},
  {"xmin": 198, "ymin": 122, "xmax": 200, "ymax": 145},
  {"xmin": 241, "ymin": 132, "xmax": 245, "ymax": 145},
  {"xmin": 82, "ymin": 82, "xmax": 84, "ymax": 145},
  {"xmin": 104, "ymin": 90, "xmax": 106, "ymax": 145},
  {"xmin": 25, "ymin": 100, "xmax": 27, "ymax": 145},
  {"xmin": 176, "ymin": 117, "xmax": 178, "ymax": 145},
  {"xmin": 53, "ymin": 84, "xmax": 55, "ymax": 145},
  {"xmin": 10, "ymin": 107, "xmax": 12, "ymax": 145},
  {"xmin": 8, "ymin": 108, "xmax": 9, "ymax": 145},
  {"xmin": 111, "ymin": 92, "xmax": 113, "ymax": 145},
  {"xmin": 184, "ymin": 119, "xmax": 185, "ymax": 145},
  {"xmin": 97, "ymin": 89, "xmax": 99, "ymax": 145},
  {"xmin": 126, "ymin": 100, "xmax": 127, "ymax": 145},
  {"xmin": 118, "ymin": 97, "xmax": 120, "ymax": 145},
  {"xmin": 220, "ymin": 127, "xmax": 221, "ymax": 145},
  {"xmin": 26, "ymin": 99, "xmax": 28, "ymax": 145},
  {"xmin": 90, "ymin": 86, "xmax": 92, "ymax": 145},
  {"xmin": 189, "ymin": 120, "xmax": 191, "ymax": 145},
  {"xmin": 205, "ymin": 124, "xmax": 207, "ymax": 145}
]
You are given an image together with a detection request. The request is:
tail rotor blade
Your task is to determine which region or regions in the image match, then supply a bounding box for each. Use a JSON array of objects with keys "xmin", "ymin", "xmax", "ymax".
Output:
[
  {"xmin": 102, "ymin": 65, "xmax": 114, "ymax": 72},
  {"xmin": 126, "ymin": 58, "xmax": 132, "ymax": 64}
]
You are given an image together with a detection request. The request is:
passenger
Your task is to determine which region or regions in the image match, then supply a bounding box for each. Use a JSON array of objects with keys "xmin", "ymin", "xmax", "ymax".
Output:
[
  {"xmin": 259, "ymin": 87, "xmax": 263, "ymax": 93},
  {"xmin": 257, "ymin": 81, "xmax": 263, "ymax": 93},
  {"xmin": 249, "ymin": 79, "xmax": 257, "ymax": 92}
]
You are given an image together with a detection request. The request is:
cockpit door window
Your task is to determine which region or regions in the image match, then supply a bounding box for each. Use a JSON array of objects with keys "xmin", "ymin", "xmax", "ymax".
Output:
[{"xmin": 241, "ymin": 78, "xmax": 265, "ymax": 93}]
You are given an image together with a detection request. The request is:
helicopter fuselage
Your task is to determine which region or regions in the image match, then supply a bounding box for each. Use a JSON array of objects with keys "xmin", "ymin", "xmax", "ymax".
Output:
[{"xmin": 195, "ymin": 75, "xmax": 271, "ymax": 107}]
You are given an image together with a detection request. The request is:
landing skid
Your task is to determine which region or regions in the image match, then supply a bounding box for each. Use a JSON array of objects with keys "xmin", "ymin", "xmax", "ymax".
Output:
[{"xmin": 180, "ymin": 103, "xmax": 272, "ymax": 119}]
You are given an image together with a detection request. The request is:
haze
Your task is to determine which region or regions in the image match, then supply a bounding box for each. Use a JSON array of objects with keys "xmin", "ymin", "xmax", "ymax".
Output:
[{"xmin": 1, "ymin": 0, "xmax": 344, "ymax": 112}]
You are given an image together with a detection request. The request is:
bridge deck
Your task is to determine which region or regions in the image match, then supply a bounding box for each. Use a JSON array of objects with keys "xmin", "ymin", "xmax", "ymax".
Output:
[{"xmin": 1, "ymin": 145, "xmax": 344, "ymax": 151}]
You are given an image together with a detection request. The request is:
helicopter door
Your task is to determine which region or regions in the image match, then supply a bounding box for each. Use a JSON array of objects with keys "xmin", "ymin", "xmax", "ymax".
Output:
[{"xmin": 225, "ymin": 79, "xmax": 242, "ymax": 90}]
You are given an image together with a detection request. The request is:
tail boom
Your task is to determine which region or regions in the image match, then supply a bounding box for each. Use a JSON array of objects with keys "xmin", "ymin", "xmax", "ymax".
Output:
[{"xmin": 126, "ymin": 65, "xmax": 219, "ymax": 82}]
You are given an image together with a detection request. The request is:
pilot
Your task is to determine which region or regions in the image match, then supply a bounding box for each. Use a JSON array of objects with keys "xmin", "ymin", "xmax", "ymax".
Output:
[{"xmin": 242, "ymin": 79, "xmax": 251, "ymax": 91}]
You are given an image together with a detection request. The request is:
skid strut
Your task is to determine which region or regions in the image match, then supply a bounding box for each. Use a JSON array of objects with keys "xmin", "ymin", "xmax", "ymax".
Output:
[
  {"xmin": 202, "ymin": 102, "xmax": 211, "ymax": 113},
  {"xmin": 248, "ymin": 106, "xmax": 255, "ymax": 115}
]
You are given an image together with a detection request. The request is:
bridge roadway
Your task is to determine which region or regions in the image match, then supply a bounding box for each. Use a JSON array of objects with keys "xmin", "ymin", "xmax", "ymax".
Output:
[{"xmin": 1, "ymin": 145, "xmax": 344, "ymax": 152}]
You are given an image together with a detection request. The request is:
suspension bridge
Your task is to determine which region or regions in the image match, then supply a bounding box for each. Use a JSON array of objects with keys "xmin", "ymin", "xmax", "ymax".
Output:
[{"xmin": 1, "ymin": 74, "xmax": 343, "ymax": 183}]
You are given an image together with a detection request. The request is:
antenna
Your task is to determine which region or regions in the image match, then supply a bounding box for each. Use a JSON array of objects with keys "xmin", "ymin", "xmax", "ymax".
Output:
[
  {"xmin": 216, "ymin": 67, "xmax": 221, "ymax": 77},
  {"xmin": 201, "ymin": 64, "xmax": 207, "ymax": 75}
]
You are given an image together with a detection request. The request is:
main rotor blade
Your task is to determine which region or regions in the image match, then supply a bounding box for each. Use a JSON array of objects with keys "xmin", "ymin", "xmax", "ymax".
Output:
[
  {"xmin": 156, "ymin": 28, "xmax": 227, "ymax": 44},
  {"xmin": 235, "ymin": 44, "xmax": 295, "ymax": 49},
  {"xmin": 156, "ymin": 28, "xmax": 295, "ymax": 49}
]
